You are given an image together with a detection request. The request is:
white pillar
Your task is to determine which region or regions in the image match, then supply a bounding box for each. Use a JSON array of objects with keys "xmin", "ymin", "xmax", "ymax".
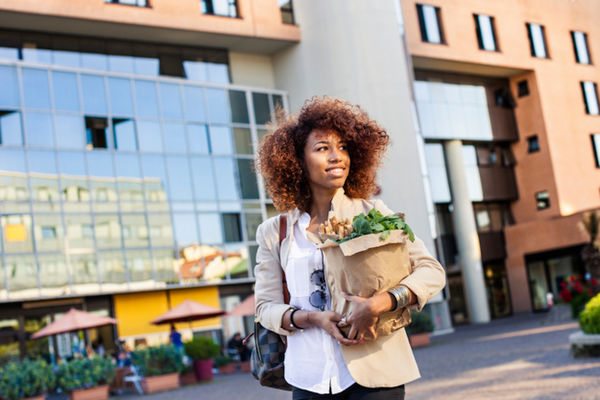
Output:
[{"xmin": 444, "ymin": 140, "xmax": 491, "ymax": 323}]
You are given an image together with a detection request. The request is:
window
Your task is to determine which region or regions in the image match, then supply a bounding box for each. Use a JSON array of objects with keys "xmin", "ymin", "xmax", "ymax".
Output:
[
  {"xmin": 41, "ymin": 226, "xmax": 57, "ymax": 239},
  {"xmin": 591, "ymin": 134, "xmax": 600, "ymax": 168},
  {"xmin": 527, "ymin": 135, "xmax": 540, "ymax": 153},
  {"xmin": 113, "ymin": 118, "xmax": 137, "ymax": 151},
  {"xmin": 473, "ymin": 203, "xmax": 513, "ymax": 233},
  {"xmin": 280, "ymin": 0, "xmax": 295, "ymax": 25},
  {"xmin": 85, "ymin": 117, "xmax": 108, "ymax": 149},
  {"xmin": 416, "ymin": 4, "xmax": 445, "ymax": 44},
  {"xmin": 222, "ymin": 213, "xmax": 242, "ymax": 242},
  {"xmin": 526, "ymin": 23, "xmax": 549, "ymax": 58},
  {"xmin": 474, "ymin": 14, "xmax": 498, "ymax": 51},
  {"xmin": 105, "ymin": 0, "xmax": 148, "ymax": 6},
  {"xmin": 571, "ymin": 31, "xmax": 591, "ymax": 65},
  {"xmin": 494, "ymin": 88, "xmax": 515, "ymax": 109},
  {"xmin": 201, "ymin": 0, "xmax": 238, "ymax": 18},
  {"xmin": 581, "ymin": 81, "xmax": 599, "ymax": 115},
  {"xmin": 0, "ymin": 111, "xmax": 23, "ymax": 146},
  {"xmin": 535, "ymin": 191, "xmax": 550, "ymax": 210},
  {"xmin": 517, "ymin": 80, "xmax": 530, "ymax": 97}
]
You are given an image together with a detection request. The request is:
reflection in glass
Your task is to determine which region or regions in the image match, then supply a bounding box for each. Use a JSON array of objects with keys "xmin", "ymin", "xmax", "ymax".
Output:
[
  {"xmin": 205, "ymin": 89, "xmax": 229, "ymax": 123},
  {"xmin": 190, "ymin": 157, "xmax": 216, "ymax": 200},
  {"xmin": 108, "ymin": 78, "xmax": 134, "ymax": 117},
  {"xmin": 154, "ymin": 250, "xmax": 177, "ymax": 283},
  {"xmin": 213, "ymin": 158, "xmax": 239, "ymax": 200},
  {"xmin": 55, "ymin": 114, "xmax": 85, "ymax": 149},
  {"xmin": 187, "ymin": 124, "xmax": 209, "ymax": 154},
  {"xmin": 98, "ymin": 251, "xmax": 126, "ymax": 285},
  {"xmin": 233, "ymin": 128, "xmax": 253, "ymax": 154},
  {"xmin": 81, "ymin": 53, "xmax": 108, "ymax": 71},
  {"xmin": 223, "ymin": 244, "xmax": 249, "ymax": 279},
  {"xmin": 148, "ymin": 213, "xmax": 174, "ymax": 247},
  {"xmin": 34, "ymin": 214, "xmax": 63, "ymax": 252},
  {"xmin": 81, "ymin": 75, "xmax": 107, "ymax": 115},
  {"xmin": 122, "ymin": 214, "xmax": 149, "ymax": 248},
  {"xmin": 273, "ymin": 94, "xmax": 284, "ymax": 111},
  {"xmin": 90, "ymin": 180, "xmax": 118, "ymax": 213},
  {"xmin": 198, "ymin": 213, "xmax": 223, "ymax": 244},
  {"xmin": 126, "ymin": 251, "xmax": 153, "ymax": 283},
  {"xmin": 183, "ymin": 61, "xmax": 208, "ymax": 82},
  {"xmin": 23, "ymin": 68, "xmax": 51, "ymax": 109},
  {"xmin": 173, "ymin": 213, "xmax": 199, "ymax": 248},
  {"xmin": 209, "ymin": 126, "xmax": 233, "ymax": 154},
  {"xmin": 183, "ymin": 86, "xmax": 206, "ymax": 122},
  {"xmin": 252, "ymin": 92, "xmax": 271, "ymax": 125},
  {"xmin": 237, "ymin": 159, "xmax": 259, "ymax": 199},
  {"xmin": 65, "ymin": 214, "xmax": 94, "ymax": 249},
  {"xmin": 52, "ymin": 72, "xmax": 80, "ymax": 112},
  {"xmin": 159, "ymin": 83, "xmax": 183, "ymax": 120},
  {"xmin": 0, "ymin": 149, "xmax": 26, "ymax": 172},
  {"xmin": 61, "ymin": 178, "xmax": 91, "ymax": 213},
  {"xmin": 135, "ymin": 80, "xmax": 159, "ymax": 118},
  {"xmin": 30, "ymin": 177, "xmax": 60, "ymax": 213},
  {"xmin": 115, "ymin": 154, "xmax": 140, "ymax": 177},
  {"xmin": 229, "ymin": 90, "xmax": 249, "ymax": 123},
  {"xmin": 244, "ymin": 213, "xmax": 262, "ymax": 241},
  {"xmin": 5, "ymin": 255, "xmax": 37, "ymax": 298},
  {"xmin": 58, "ymin": 152, "xmax": 86, "ymax": 175},
  {"xmin": 70, "ymin": 254, "xmax": 98, "ymax": 291},
  {"xmin": 38, "ymin": 255, "xmax": 69, "ymax": 295},
  {"xmin": 0, "ymin": 111, "xmax": 23, "ymax": 146},
  {"xmin": 95, "ymin": 214, "xmax": 121, "ymax": 249},
  {"xmin": 25, "ymin": 112, "xmax": 54, "ymax": 147},
  {"xmin": 53, "ymin": 50, "xmax": 80, "ymax": 67},
  {"xmin": 135, "ymin": 57, "xmax": 159, "ymax": 76},
  {"xmin": 0, "ymin": 66, "xmax": 19, "ymax": 108},
  {"xmin": 222, "ymin": 213, "xmax": 242, "ymax": 242},
  {"xmin": 166, "ymin": 157, "xmax": 193, "ymax": 200},
  {"xmin": 137, "ymin": 121, "xmax": 163, "ymax": 152},
  {"xmin": 1, "ymin": 214, "xmax": 33, "ymax": 253},
  {"xmin": 87, "ymin": 152, "xmax": 113, "ymax": 177},
  {"xmin": 117, "ymin": 180, "xmax": 144, "ymax": 212},
  {"xmin": 163, "ymin": 123, "xmax": 187, "ymax": 153},
  {"xmin": 207, "ymin": 63, "xmax": 230, "ymax": 84},
  {"xmin": 113, "ymin": 119, "xmax": 137, "ymax": 151},
  {"xmin": 108, "ymin": 55, "xmax": 134, "ymax": 73}
]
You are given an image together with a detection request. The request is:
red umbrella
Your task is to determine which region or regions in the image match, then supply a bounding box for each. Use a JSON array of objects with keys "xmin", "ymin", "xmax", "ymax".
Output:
[
  {"xmin": 226, "ymin": 295, "xmax": 255, "ymax": 317},
  {"xmin": 151, "ymin": 300, "xmax": 225, "ymax": 325},
  {"xmin": 32, "ymin": 308, "xmax": 117, "ymax": 339}
]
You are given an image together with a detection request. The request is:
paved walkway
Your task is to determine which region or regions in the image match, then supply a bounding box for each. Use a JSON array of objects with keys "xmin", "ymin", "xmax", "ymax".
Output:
[{"xmin": 117, "ymin": 307, "xmax": 600, "ymax": 400}]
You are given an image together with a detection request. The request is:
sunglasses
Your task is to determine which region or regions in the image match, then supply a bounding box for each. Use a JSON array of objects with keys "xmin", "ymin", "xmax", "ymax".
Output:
[{"xmin": 309, "ymin": 253, "xmax": 328, "ymax": 311}]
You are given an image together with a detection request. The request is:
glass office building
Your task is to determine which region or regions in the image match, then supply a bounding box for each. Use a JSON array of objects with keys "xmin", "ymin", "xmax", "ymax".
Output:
[{"xmin": 0, "ymin": 31, "xmax": 286, "ymax": 358}]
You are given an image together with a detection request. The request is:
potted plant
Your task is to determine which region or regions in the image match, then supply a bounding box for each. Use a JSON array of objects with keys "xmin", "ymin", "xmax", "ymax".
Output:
[
  {"xmin": 570, "ymin": 293, "xmax": 600, "ymax": 357},
  {"xmin": 0, "ymin": 358, "xmax": 55, "ymax": 400},
  {"xmin": 183, "ymin": 336, "xmax": 220, "ymax": 382},
  {"xmin": 131, "ymin": 345, "xmax": 183, "ymax": 394},
  {"xmin": 57, "ymin": 357, "xmax": 115, "ymax": 400},
  {"xmin": 179, "ymin": 363, "xmax": 197, "ymax": 386},
  {"xmin": 406, "ymin": 310, "xmax": 434, "ymax": 348},
  {"xmin": 559, "ymin": 274, "xmax": 598, "ymax": 319},
  {"xmin": 214, "ymin": 355, "xmax": 235, "ymax": 374}
]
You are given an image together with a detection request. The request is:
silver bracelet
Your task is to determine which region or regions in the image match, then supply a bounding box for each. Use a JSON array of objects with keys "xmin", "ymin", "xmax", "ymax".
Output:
[{"xmin": 388, "ymin": 286, "xmax": 410, "ymax": 312}]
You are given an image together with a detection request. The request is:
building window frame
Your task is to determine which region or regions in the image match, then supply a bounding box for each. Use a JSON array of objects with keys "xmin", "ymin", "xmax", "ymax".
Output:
[
  {"xmin": 517, "ymin": 80, "xmax": 530, "ymax": 97},
  {"xmin": 581, "ymin": 81, "xmax": 600, "ymax": 115},
  {"xmin": 571, "ymin": 31, "xmax": 592, "ymax": 65},
  {"xmin": 527, "ymin": 135, "xmax": 540, "ymax": 153},
  {"xmin": 279, "ymin": 0, "xmax": 295, "ymax": 25},
  {"xmin": 474, "ymin": 14, "xmax": 499, "ymax": 52},
  {"xmin": 535, "ymin": 191, "xmax": 550, "ymax": 210},
  {"xmin": 526, "ymin": 22, "xmax": 549, "ymax": 59},
  {"xmin": 591, "ymin": 134, "xmax": 600, "ymax": 168},
  {"xmin": 416, "ymin": 4, "xmax": 445, "ymax": 45},
  {"xmin": 104, "ymin": 0, "xmax": 150, "ymax": 7},
  {"xmin": 201, "ymin": 0, "xmax": 239, "ymax": 18}
]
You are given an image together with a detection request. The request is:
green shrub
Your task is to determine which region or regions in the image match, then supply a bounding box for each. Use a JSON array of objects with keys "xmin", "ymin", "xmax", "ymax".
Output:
[
  {"xmin": 184, "ymin": 336, "xmax": 220, "ymax": 361},
  {"xmin": 580, "ymin": 293, "xmax": 600, "ymax": 334},
  {"xmin": 57, "ymin": 356, "xmax": 115, "ymax": 392},
  {"xmin": 406, "ymin": 310, "xmax": 434, "ymax": 335},
  {"xmin": 131, "ymin": 345, "xmax": 183, "ymax": 377},
  {"xmin": 0, "ymin": 358, "xmax": 55, "ymax": 400}
]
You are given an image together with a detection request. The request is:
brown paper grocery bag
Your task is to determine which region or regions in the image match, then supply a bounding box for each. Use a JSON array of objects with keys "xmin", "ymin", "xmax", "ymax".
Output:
[{"xmin": 318, "ymin": 230, "xmax": 412, "ymax": 340}]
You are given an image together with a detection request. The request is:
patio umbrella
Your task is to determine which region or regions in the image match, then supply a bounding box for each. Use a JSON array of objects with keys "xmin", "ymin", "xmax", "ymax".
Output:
[
  {"xmin": 151, "ymin": 300, "xmax": 225, "ymax": 325},
  {"xmin": 32, "ymin": 308, "xmax": 117, "ymax": 339},
  {"xmin": 226, "ymin": 295, "xmax": 255, "ymax": 317}
]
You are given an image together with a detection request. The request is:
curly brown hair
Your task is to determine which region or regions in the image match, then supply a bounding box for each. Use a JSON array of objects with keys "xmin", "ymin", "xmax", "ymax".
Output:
[{"xmin": 256, "ymin": 97, "xmax": 390, "ymax": 212}]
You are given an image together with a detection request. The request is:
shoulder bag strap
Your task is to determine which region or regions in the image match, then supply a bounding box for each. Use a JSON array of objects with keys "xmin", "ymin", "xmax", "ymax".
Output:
[{"xmin": 279, "ymin": 214, "xmax": 291, "ymax": 305}]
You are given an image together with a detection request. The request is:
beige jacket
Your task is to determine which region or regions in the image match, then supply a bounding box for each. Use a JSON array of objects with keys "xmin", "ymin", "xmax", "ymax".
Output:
[{"xmin": 254, "ymin": 189, "xmax": 446, "ymax": 388}]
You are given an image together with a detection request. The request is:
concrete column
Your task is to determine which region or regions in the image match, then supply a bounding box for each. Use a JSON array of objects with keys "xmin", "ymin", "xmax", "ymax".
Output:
[{"xmin": 444, "ymin": 140, "xmax": 491, "ymax": 323}]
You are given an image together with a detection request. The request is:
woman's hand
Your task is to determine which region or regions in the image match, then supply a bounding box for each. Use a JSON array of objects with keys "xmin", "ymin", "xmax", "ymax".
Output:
[
  {"xmin": 339, "ymin": 292, "xmax": 393, "ymax": 342},
  {"xmin": 310, "ymin": 311, "xmax": 360, "ymax": 346}
]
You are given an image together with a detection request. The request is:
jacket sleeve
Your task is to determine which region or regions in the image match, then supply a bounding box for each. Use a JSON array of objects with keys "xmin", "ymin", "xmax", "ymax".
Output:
[
  {"xmin": 254, "ymin": 219, "xmax": 294, "ymax": 336},
  {"xmin": 373, "ymin": 199, "xmax": 446, "ymax": 311}
]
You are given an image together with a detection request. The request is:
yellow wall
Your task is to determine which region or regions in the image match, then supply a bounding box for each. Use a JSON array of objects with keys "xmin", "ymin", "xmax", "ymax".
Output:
[{"xmin": 114, "ymin": 287, "xmax": 222, "ymax": 338}]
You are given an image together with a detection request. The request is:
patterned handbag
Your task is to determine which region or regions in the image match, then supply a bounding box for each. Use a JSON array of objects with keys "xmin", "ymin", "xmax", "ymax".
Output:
[{"xmin": 247, "ymin": 214, "xmax": 292, "ymax": 391}]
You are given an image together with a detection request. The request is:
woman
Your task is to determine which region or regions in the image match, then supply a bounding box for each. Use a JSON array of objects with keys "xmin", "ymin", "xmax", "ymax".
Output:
[{"xmin": 254, "ymin": 97, "xmax": 446, "ymax": 399}]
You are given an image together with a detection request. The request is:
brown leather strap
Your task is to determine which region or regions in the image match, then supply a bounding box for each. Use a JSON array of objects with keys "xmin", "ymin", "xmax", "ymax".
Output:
[{"xmin": 279, "ymin": 214, "xmax": 290, "ymax": 305}]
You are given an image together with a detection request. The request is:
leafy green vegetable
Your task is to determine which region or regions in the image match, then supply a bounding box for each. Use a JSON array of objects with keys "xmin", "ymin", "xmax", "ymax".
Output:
[{"xmin": 338, "ymin": 209, "xmax": 415, "ymax": 243}]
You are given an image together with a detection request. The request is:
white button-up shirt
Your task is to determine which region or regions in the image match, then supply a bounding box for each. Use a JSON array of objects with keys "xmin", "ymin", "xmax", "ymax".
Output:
[{"xmin": 284, "ymin": 212, "xmax": 355, "ymax": 394}]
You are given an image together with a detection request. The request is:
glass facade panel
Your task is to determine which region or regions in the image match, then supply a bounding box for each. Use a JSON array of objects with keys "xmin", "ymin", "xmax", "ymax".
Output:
[
  {"xmin": 23, "ymin": 68, "xmax": 51, "ymax": 109},
  {"xmin": 137, "ymin": 121, "xmax": 163, "ymax": 152},
  {"xmin": 55, "ymin": 114, "xmax": 85, "ymax": 149},
  {"xmin": 229, "ymin": 90, "xmax": 249, "ymax": 123},
  {"xmin": 108, "ymin": 55, "xmax": 134, "ymax": 73},
  {"xmin": 113, "ymin": 119, "xmax": 137, "ymax": 151},
  {"xmin": 1, "ymin": 214, "xmax": 33, "ymax": 253},
  {"xmin": 81, "ymin": 53, "xmax": 108, "ymax": 71},
  {"xmin": 252, "ymin": 92, "xmax": 271, "ymax": 125},
  {"xmin": 198, "ymin": 213, "xmax": 223, "ymax": 244},
  {"xmin": 163, "ymin": 123, "xmax": 187, "ymax": 153},
  {"xmin": 53, "ymin": 50, "xmax": 79, "ymax": 68},
  {"xmin": 108, "ymin": 78, "xmax": 134, "ymax": 117},
  {"xmin": 98, "ymin": 251, "xmax": 126, "ymax": 285},
  {"xmin": 190, "ymin": 157, "xmax": 216, "ymax": 201},
  {"xmin": 233, "ymin": 128, "xmax": 253, "ymax": 154},
  {"xmin": 135, "ymin": 80, "xmax": 159, "ymax": 118},
  {"xmin": 173, "ymin": 213, "xmax": 198, "ymax": 248},
  {"xmin": 183, "ymin": 86, "xmax": 206, "ymax": 122},
  {"xmin": 205, "ymin": 89, "xmax": 230, "ymax": 123},
  {"xmin": 5, "ymin": 255, "xmax": 37, "ymax": 297},
  {"xmin": 70, "ymin": 254, "xmax": 98, "ymax": 289},
  {"xmin": 65, "ymin": 214, "xmax": 94, "ymax": 249},
  {"xmin": 118, "ymin": 181, "xmax": 144, "ymax": 212},
  {"xmin": 154, "ymin": 250, "xmax": 176, "ymax": 282},
  {"xmin": 25, "ymin": 112, "xmax": 54, "ymax": 148},
  {"xmin": 126, "ymin": 251, "xmax": 153, "ymax": 283},
  {"xmin": 209, "ymin": 126, "xmax": 234, "ymax": 154},
  {"xmin": 95, "ymin": 214, "xmax": 121, "ymax": 249},
  {"xmin": 148, "ymin": 213, "xmax": 173, "ymax": 247},
  {"xmin": 0, "ymin": 111, "xmax": 23, "ymax": 146},
  {"xmin": 52, "ymin": 72, "xmax": 80, "ymax": 112},
  {"xmin": 159, "ymin": 83, "xmax": 183, "ymax": 120},
  {"xmin": 244, "ymin": 213, "xmax": 262, "ymax": 241},
  {"xmin": 166, "ymin": 156, "xmax": 193, "ymax": 201},
  {"xmin": 81, "ymin": 75, "xmax": 107, "ymax": 115},
  {"xmin": 207, "ymin": 63, "xmax": 229, "ymax": 84},
  {"xmin": 237, "ymin": 159, "xmax": 259, "ymax": 199},
  {"xmin": 0, "ymin": 66, "xmax": 19, "ymax": 108},
  {"xmin": 38, "ymin": 255, "xmax": 69, "ymax": 295},
  {"xmin": 187, "ymin": 124, "xmax": 209, "ymax": 154},
  {"xmin": 33, "ymin": 214, "xmax": 63, "ymax": 252},
  {"xmin": 122, "ymin": 214, "xmax": 149, "ymax": 248},
  {"xmin": 115, "ymin": 153, "xmax": 140, "ymax": 178},
  {"xmin": 213, "ymin": 158, "xmax": 239, "ymax": 200}
]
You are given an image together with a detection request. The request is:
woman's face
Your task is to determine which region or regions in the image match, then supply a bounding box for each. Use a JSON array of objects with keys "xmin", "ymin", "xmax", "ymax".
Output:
[{"xmin": 303, "ymin": 128, "xmax": 350, "ymax": 192}]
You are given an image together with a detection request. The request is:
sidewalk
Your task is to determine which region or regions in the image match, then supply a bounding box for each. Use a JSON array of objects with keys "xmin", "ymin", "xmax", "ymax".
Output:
[{"xmin": 116, "ymin": 307, "xmax": 600, "ymax": 400}]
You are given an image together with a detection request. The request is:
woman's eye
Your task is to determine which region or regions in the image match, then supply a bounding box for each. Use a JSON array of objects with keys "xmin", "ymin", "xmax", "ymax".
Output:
[{"xmin": 317, "ymin": 146, "xmax": 327, "ymax": 151}]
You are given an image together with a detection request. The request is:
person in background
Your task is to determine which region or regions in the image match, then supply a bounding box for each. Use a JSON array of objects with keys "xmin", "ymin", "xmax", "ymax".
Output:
[
  {"xmin": 169, "ymin": 324, "xmax": 183, "ymax": 353},
  {"xmin": 227, "ymin": 332, "xmax": 250, "ymax": 362}
]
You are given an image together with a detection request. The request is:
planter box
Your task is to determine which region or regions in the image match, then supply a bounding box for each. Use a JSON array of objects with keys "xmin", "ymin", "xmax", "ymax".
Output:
[
  {"xmin": 142, "ymin": 373, "xmax": 180, "ymax": 394},
  {"xmin": 179, "ymin": 371, "xmax": 197, "ymax": 386},
  {"xmin": 193, "ymin": 359, "xmax": 214, "ymax": 382},
  {"xmin": 69, "ymin": 385, "xmax": 109, "ymax": 400},
  {"xmin": 408, "ymin": 333, "xmax": 431, "ymax": 348},
  {"xmin": 218, "ymin": 363, "xmax": 236, "ymax": 374},
  {"xmin": 569, "ymin": 330, "xmax": 600, "ymax": 357},
  {"xmin": 23, "ymin": 396, "xmax": 45, "ymax": 400},
  {"xmin": 239, "ymin": 360, "xmax": 251, "ymax": 373}
]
